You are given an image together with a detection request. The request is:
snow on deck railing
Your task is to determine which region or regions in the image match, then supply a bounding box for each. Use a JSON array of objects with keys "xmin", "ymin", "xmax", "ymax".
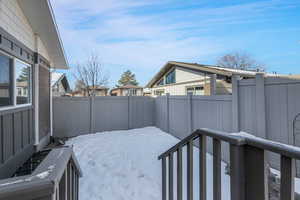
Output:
[
  {"xmin": 159, "ymin": 128, "xmax": 300, "ymax": 200},
  {"xmin": 0, "ymin": 146, "xmax": 82, "ymax": 200}
]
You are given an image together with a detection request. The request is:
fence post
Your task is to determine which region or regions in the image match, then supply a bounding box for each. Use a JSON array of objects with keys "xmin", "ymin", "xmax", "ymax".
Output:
[
  {"xmin": 128, "ymin": 95, "xmax": 131, "ymax": 130},
  {"xmin": 89, "ymin": 96, "xmax": 95, "ymax": 133},
  {"xmin": 255, "ymin": 73, "xmax": 267, "ymax": 139},
  {"xmin": 210, "ymin": 74, "xmax": 217, "ymax": 95},
  {"xmin": 187, "ymin": 93, "xmax": 193, "ymax": 133},
  {"xmin": 232, "ymin": 75, "xmax": 240, "ymax": 132},
  {"xmin": 166, "ymin": 93, "xmax": 170, "ymax": 133}
]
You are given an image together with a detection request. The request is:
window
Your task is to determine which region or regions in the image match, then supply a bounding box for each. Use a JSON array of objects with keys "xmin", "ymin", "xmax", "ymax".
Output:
[
  {"xmin": 0, "ymin": 52, "xmax": 32, "ymax": 109},
  {"xmin": 131, "ymin": 89, "xmax": 137, "ymax": 96},
  {"xmin": 186, "ymin": 86, "xmax": 204, "ymax": 95},
  {"xmin": 155, "ymin": 90, "xmax": 165, "ymax": 96},
  {"xmin": 15, "ymin": 60, "xmax": 31, "ymax": 105},
  {"xmin": 165, "ymin": 69, "xmax": 175, "ymax": 84},
  {"xmin": 0, "ymin": 54, "xmax": 13, "ymax": 107},
  {"xmin": 157, "ymin": 78, "xmax": 164, "ymax": 86}
]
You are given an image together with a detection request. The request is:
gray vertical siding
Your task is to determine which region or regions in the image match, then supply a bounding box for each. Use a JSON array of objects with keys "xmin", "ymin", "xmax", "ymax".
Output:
[{"xmin": 0, "ymin": 107, "xmax": 34, "ymax": 179}]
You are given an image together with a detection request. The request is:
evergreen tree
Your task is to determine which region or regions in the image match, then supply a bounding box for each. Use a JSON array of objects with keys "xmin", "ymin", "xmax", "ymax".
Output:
[
  {"xmin": 117, "ymin": 70, "xmax": 139, "ymax": 86},
  {"xmin": 17, "ymin": 67, "xmax": 30, "ymax": 82}
]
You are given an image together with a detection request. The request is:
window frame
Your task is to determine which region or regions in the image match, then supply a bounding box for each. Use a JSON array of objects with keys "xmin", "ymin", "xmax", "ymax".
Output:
[
  {"xmin": 157, "ymin": 78, "xmax": 164, "ymax": 86},
  {"xmin": 186, "ymin": 85, "xmax": 204, "ymax": 95},
  {"xmin": 165, "ymin": 68, "xmax": 176, "ymax": 85},
  {"xmin": 0, "ymin": 50, "xmax": 33, "ymax": 112}
]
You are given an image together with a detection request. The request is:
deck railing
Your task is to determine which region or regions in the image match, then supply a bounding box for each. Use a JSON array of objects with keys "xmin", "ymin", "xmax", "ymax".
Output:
[
  {"xmin": 158, "ymin": 128, "xmax": 300, "ymax": 200},
  {"xmin": 0, "ymin": 146, "xmax": 82, "ymax": 200}
]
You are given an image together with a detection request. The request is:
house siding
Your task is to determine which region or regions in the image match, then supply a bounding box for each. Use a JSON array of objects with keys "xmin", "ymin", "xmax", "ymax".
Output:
[
  {"xmin": 0, "ymin": 0, "xmax": 51, "ymax": 178},
  {"xmin": 151, "ymin": 66, "xmax": 232, "ymax": 96},
  {"xmin": 0, "ymin": 0, "xmax": 50, "ymax": 61},
  {"xmin": 0, "ymin": 0, "xmax": 35, "ymax": 51},
  {"xmin": 175, "ymin": 66, "xmax": 206, "ymax": 83}
]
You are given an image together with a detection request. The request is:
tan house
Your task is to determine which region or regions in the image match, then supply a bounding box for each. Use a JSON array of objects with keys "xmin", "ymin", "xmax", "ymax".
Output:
[
  {"xmin": 146, "ymin": 61, "xmax": 279, "ymax": 96},
  {"xmin": 72, "ymin": 86, "xmax": 109, "ymax": 97},
  {"xmin": 110, "ymin": 85, "xmax": 143, "ymax": 96}
]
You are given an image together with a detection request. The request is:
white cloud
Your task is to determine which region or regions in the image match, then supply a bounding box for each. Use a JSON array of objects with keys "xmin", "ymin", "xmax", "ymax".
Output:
[{"xmin": 50, "ymin": 0, "xmax": 300, "ymax": 85}]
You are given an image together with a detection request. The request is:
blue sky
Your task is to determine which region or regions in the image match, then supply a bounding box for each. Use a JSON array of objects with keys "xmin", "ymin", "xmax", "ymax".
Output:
[{"xmin": 51, "ymin": 0, "xmax": 300, "ymax": 88}]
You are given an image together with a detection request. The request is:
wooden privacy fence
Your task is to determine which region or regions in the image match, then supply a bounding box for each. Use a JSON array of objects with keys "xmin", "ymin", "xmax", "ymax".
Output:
[
  {"xmin": 159, "ymin": 128, "xmax": 300, "ymax": 200},
  {"xmin": 53, "ymin": 96, "xmax": 155, "ymax": 138},
  {"xmin": 0, "ymin": 146, "xmax": 82, "ymax": 200}
]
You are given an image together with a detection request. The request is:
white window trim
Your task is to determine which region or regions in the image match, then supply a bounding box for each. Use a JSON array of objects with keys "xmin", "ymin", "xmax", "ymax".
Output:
[
  {"xmin": 186, "ymin": 85, "xmax": 204, "ymax": 95},
  {"xmin": 0, "ymin": 50, "xmax": 33, "ymax": 111}
]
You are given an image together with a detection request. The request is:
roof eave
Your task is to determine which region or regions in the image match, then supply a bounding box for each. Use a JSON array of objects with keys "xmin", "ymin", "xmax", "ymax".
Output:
[{"xmin": 18, "ymin": 0, "xmax": 69, "ymax": 69}]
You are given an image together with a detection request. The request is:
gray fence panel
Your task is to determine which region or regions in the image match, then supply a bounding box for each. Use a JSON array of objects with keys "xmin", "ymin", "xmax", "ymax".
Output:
[
  {"xmin": 238, "ymin": 83, "xmax": 257, "ymax": 135},
  {"xmin": 53, "ymin": 97, "xmax": 91, "ymax": 138},
  {"xmin": 93, "ymin": 97, "xmax": 129, "ymax": 132},
  {"xmin": 129, "ymin": 96, "xmax": 154, "ymax": 129},
  {"xmin": 53, "ymin": 96, "xmax": 156, "ymax": 138},
  {"xmin": 155, "ymin": 97, "xmax": 168, "ymax": 132},
  {"xmin": 238, "ymin": 77, "xmax": 300, "ymax": 176},
  {"xmin": 169, "ymin": 96, "xmax": 189, "ymax": 139}
]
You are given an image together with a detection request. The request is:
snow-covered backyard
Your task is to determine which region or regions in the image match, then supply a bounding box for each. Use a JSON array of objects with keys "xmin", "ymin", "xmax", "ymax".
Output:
[
  {"xmin": 67, "ymin": 127, "xmax": 230, "ymax": 200},
  {"xmin": 67, "ymin": 127, "xmax": 300, "ymax": 200}
]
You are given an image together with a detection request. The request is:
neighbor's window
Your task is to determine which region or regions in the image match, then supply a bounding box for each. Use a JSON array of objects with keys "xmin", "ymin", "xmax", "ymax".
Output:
[
  {"xmin": 165, "ymin": 69, "xmax": 175, "ymax": 84},
  {"xmin": 130, "ymin": 89, "xmax": 137, "ymax": 96},
  {"xmin": 155, "ymin": 90, "xmax": 165, "ymax": 96},
  {"xmin": 186, "ymin": 86, "xmax": 204, "ymax": 95},
  {"xmin": 0, "ymin": 52, "xmax": 32, "ymax": 109},
  {"xmin": 15, "ymin": 60, "xmax": 31, "ymax": 105},
  {"xmin": 0, "ymin": 54, "xmax": 13, "ymax": 107},
  {"xmin": 157, "ymin": 78, "xmax": 164, "ymax": 86}
]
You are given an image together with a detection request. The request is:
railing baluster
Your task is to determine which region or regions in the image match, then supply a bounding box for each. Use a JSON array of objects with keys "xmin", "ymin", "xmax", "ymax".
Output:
[
  {"xmin": 162, "ymin": 157, "xmax": 167, "ymax": 200},
  {"xmin": 169, "ymin": 153, "xmax": 174, "ymax": 200},
  {"xmin": 199, "ymin": 135, "xmax": 207, "ymax": 200},
  {"xmin": 213, "ymin": 139, "xmax": 221, "ymax": 200},
  {"xmin": 280, "ymin": 155, "xmax": 295, "ymax": 200},
  {"xmin": 187, "ymin": 140, "xmax": 193, "ymax": 200},
  {"xmin": 177, "ymin": 148, "xmax": 183, "ymax": 200}
]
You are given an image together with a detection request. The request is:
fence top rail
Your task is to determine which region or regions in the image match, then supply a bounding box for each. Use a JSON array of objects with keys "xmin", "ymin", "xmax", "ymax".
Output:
[
  {"xmin": 0, "ymin": 146, "xmax": 82, "ymax": 199},
  {"xmin": 158, "ymin": 128, "xmax": 300, "ymax": 160}
]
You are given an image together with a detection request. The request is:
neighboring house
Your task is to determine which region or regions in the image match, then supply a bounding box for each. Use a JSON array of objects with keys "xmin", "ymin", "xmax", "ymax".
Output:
[
  {"xmin": 146, "ymin": 61, "xmax": 278, "ymax": 96},
  {"xmin": 72, "ymin": 86, "xmax": 109, "ymax": 97},
  {"xmin": 0, "ymin": 0, "xmax": 68, "ymax": 179},
  {"xmin": 110, "ymin": 85, "xmax": 144, "ymax": 96},
  {"xmin": 51, "ymin": 72, "xmax": 71, "ymax": 96}
]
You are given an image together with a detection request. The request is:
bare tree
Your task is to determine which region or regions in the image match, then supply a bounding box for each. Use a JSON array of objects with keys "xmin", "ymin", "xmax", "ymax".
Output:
[
  {"xmin": 217, "ymin": 51, "xmax": 265, "ymax": 72},
  {"xmin": 73, "ymin": 54, "xmax": 109, "ymax": 96}
]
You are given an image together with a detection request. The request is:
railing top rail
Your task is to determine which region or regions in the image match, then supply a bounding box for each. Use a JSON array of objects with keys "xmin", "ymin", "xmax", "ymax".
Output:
[
  {"xmin": 158, "ymin": 128, "xmax": 246, "ymax": 160},
  {"xmin": 242, "ymin": 134, "xmax": 300, "ymax": 160},
  {"xmin": 0, "ymin": 146, "xmax": 82, "ymax": 199},
  {"xmin": 158, "ymin": 128, "xmax": 300, "ymax": 160}
]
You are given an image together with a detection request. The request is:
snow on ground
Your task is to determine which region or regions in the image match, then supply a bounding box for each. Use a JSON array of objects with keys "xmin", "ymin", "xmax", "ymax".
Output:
[{"xmin": 67, "ymin": 127, "xmax": 299, "ymax": 200}]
